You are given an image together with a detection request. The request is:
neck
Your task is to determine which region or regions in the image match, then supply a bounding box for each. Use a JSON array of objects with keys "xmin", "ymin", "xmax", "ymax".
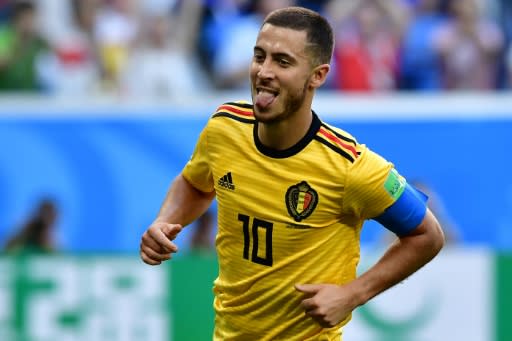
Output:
[{"xmin": 257, "ymin": 106, "xmax": 313, "ymax": 150}]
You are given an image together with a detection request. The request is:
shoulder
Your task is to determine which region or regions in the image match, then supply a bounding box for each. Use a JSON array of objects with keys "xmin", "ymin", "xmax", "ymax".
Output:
[
  {"xmin": 203, "ymin": 101, "xmax": 255, "ymax": 142},
  {"xmin": 313, "ymin": 119, "xmax": 362, "ymax": 163},
  {"xmin": 211, "ymin": 101, "xmax": 256, "ymax": 124}
]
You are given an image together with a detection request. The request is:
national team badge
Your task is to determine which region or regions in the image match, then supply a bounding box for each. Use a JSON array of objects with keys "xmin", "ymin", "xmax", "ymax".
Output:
[{"xmin": 285, "ymin": 181, "xmax": 318, "ymax": 222}]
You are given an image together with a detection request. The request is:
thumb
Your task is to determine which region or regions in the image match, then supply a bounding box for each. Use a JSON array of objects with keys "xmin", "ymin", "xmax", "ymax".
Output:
[
  {"xmin": 295, "ymin": 283, "xmax": 323, "ymax": 294},
  {"xmin": 162, "ymin": 224, "xmax": 183, "ymax": 239}
]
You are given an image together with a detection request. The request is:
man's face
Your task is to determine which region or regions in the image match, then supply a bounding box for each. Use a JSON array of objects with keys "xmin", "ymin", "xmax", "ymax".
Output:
[{"xmin": 250, "ymin": 24, "xmax": 314, "ymax": 124}]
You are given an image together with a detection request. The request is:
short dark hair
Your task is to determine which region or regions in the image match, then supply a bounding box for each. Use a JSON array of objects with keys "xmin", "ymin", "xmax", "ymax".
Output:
[{"xmin": 262, "ymin": 6, "xmax": 334, "ymax": 66}]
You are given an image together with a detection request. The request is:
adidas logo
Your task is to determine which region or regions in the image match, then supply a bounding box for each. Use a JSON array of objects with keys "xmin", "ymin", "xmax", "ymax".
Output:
[{"xmin": 218, "ymin": 172, "xmax": 235, "ymax": 190}]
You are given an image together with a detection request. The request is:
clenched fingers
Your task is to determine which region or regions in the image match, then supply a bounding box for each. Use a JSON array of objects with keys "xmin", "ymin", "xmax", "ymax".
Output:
[
  {"xmin": 140, "ymin": 249, "xmax": 162, "ymax": 265},
  {"xmin": 140, "ymin": 223, "xmax": 183, "ymax": 266},
  {"xmin": 141, "ymin": 231, "xmax": 172, "ymax": 252},
  {"xmin": 140, "ymin": 243, "xmax": 172, "ymax": 262},
  {"xmin": 146, "ymin": 226, "xmax": 179, "ymax": 252}
]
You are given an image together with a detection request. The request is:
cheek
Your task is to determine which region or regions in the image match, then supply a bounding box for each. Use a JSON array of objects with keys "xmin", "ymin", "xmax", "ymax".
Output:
[
  {"xmin": 249, "ymin": 63, "xmax": 259, "ymax": 80},
  {"xmin": 283, "ymin": 74, "xmax": 309, "ymax": 94}
]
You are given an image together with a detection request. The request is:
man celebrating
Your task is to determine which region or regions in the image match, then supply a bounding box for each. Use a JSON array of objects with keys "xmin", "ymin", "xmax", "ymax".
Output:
[{"xmin": 140, "ymin": 6, "xmax": 444, "ymax": 340}]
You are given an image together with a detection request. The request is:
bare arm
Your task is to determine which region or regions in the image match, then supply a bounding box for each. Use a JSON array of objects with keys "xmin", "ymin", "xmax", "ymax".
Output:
[
  {"xmin": 155, "ymin": 173, "xmax": 215, "ymax": 226},
  {"xmin": 350, "ymin": 208, "xmax": 444, "ymax": 304},
  {"xmin": 140, "ymin": 174, "xmax": 215, "ymax": 265},
  {"xmin": 296, "ymin": 208, "xmax": 444, "ymax": 327}
]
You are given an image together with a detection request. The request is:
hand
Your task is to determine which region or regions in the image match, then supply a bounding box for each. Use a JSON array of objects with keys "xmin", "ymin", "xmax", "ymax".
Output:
[
  {"xmin": 295, "ymin": 283, "xmax": 357, "ymax": 328},
  {"xmin": 140, "ymin": 222, "xmax": 182, "ymax": 265}
]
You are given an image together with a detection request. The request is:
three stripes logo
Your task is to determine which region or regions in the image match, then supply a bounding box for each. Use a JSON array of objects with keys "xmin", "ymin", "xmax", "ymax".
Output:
[{"xmin": 218, "ymin": 172, "xmax": 235, "ymax": 190}]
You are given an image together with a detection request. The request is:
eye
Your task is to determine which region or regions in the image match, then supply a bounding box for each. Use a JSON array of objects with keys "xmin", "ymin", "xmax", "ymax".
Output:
[
  {"xmin": 253, "ymin": 54, "xmax": 265, "ymax": 63},
  {"xmin": 278, "ymin": 59, "xmax": 290, "ymax": 67}
]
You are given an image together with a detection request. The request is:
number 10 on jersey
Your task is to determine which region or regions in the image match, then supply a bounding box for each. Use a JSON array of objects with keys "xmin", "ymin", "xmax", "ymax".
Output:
[{"xmin": 238, "ymin": 214, "xmax": 273, "ymax": 266}]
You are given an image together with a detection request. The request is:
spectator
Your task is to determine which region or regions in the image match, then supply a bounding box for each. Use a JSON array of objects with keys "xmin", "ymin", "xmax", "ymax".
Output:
[
  {"xmin": 398, "ymin": 0, "xmax": 447, "ymax": 91},
  {"xmin": 121, "ymin": 0, "xmax": 210, "ymax": 98},
  {"xmin": 434, "ymin": 0, "xmax": 504, "ymax": 90},
  {"xmin": 197, "ymin": 0, "xmax": 252, "ymax": 85},
  {"xmin": 35, "ymin": 0, "xmax": 73, "ymax": 46},
  {"xmin": 327, "ymin": 0, "xmax": 407, "ymax": 92},
  {"xmin": 0, "ymin": 1, "xmax": 51, "ymax": 91},
  {"xmin": 49, "ymin": 0, "xmax": 102, "ymax": 96},
  {"xmin": 4, "ymin": 198, "xmax": 59, "ymax": 254},
  {"xmin": 94, "ymin": 0, "xmax": 139, "ymax": 92}
]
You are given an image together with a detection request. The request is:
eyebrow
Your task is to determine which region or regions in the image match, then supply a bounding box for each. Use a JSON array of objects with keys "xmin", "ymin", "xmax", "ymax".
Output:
[{"xmin": 253, "ymin": 46, "xmax": 297, "ymax": 62}]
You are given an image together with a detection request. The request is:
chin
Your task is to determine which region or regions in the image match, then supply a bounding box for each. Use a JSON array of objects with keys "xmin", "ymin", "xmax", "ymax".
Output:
[
  {"xmin": 253, "ymin": 108, "xmax": 269, "ymax": 121},
  {"xmin": 253, "ymin": 108, "xmax": 272, "ymax": 122},
  {"xmin": 254, "ymin": 109, "xmax": 286, "ymax": 124}
]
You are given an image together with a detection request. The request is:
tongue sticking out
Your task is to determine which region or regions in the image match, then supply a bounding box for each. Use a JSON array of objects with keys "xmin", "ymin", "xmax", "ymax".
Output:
[{"xmin": 255, "ymin": 92, "xmax": 276, "ymax": 109}]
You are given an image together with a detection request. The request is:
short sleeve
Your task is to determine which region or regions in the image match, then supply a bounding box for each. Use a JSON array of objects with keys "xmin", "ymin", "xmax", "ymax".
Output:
[
  {"xmin": 182, "ymin": 122, "xmax": 214, "ymax": 193},
  {"xmin": 343, "ymin": 146, "xmax": 406, "ymax": 220}
]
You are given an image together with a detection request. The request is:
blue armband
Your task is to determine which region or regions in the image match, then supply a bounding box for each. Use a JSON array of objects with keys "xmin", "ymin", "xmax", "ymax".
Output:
[{"xmin": 374, "ymin": 183, "xmax": 428, "ymax": 236}]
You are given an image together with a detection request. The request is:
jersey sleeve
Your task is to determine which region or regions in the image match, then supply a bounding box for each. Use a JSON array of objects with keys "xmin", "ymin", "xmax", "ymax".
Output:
[
  {"xmin": 342, "ymin": 145, "xmax": 406, "ymax": 220},
  {"xmin": 181, "ymin": 122, "xmax": 214, "ymax": 193}
]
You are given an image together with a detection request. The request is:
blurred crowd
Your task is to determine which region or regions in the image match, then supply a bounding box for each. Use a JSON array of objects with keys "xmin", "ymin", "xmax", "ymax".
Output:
[{"xmin": 0, "ymin": 0, "xmax": 511, "ymax": 98}]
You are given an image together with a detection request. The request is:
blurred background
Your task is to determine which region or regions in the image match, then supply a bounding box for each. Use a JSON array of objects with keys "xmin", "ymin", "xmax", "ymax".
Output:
[{"xmin": 0, "ymin": 0, "xmax": 511, "ymax": 340}]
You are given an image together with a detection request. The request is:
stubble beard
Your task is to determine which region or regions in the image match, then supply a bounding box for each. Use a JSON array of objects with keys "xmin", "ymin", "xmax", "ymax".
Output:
[{"xmin": 253, "ymin": 81, "xmax": 308, "ymax": 125}]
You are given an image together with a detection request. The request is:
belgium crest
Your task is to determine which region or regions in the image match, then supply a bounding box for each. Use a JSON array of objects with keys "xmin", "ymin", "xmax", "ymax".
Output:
[{"xmin": 285, "ymin": 181, "xmax": 318, "ymax": 222}]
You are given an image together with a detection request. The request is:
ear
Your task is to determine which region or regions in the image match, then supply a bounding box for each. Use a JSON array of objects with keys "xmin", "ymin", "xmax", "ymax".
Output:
[{"xmin": 309, "ymin": 64, "xmax": 330, "ymax": 89}]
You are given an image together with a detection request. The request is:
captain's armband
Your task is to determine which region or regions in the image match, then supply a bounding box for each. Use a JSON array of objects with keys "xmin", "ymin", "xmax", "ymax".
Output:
[{"xmin": 373, "ymin": 183, "xmax": 428, "ymax": 236}]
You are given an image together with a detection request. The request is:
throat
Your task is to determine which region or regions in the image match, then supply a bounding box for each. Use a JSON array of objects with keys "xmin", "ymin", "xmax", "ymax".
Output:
[{"xmin": 257, "ymin": 112, "xmax": 313, "ymax": 150}]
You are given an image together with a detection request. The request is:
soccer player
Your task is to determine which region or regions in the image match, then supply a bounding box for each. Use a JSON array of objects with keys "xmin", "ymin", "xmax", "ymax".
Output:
[{"xmin": 139, "ymin": 6, "xmax": 445, "ymax": 340}]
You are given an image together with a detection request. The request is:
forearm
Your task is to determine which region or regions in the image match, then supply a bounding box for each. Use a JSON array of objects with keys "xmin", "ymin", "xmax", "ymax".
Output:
[
  {"xmin": 350, "ymin": 209, "xmax": 444, "ymax": 307},
  {"xmin": 155, "ymin": 174, "xmax": 215, "ymax": 227}
]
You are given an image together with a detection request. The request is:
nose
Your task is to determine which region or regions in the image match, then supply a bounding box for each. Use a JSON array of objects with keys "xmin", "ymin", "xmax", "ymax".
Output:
[{"xmin": 257, "ymin": 59, "xmax": 275, "ymax": 80}]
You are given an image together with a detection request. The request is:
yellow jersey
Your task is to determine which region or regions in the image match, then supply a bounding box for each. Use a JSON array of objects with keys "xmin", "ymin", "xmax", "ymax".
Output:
[{"xmin": 182, "ymin": 102, "xmax": 402, "ymax": 340}]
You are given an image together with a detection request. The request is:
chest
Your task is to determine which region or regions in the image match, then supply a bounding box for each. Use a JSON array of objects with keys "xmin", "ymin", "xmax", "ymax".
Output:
[{"xmin": 210, "ymin": 140, "xmax": 346, "ymax": 227}]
